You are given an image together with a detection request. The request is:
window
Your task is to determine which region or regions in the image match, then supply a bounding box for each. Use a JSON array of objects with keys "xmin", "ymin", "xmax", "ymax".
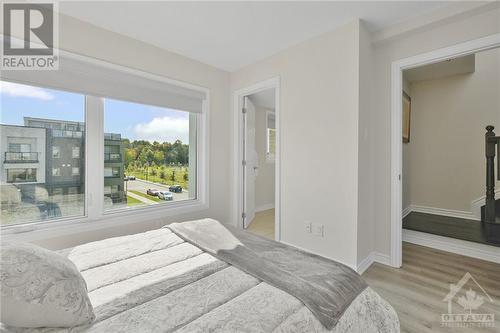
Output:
[
  {"xmin": 104, "ymin": 167, "xmax": 120, "ymax": 177},
  {"xmin": 52, "ymin": 168, "xmax": 61, "ymax": 176},
  {"xmin": 1, "ymin": 81, "xmax": 86, "ymax": 226},
  {"xmin": 6, "ymin": 168, "xmax": 37, "ymax": 183},
  {"xmin": 72, "ymin": 147, "xmax": 80, "ymax": 158},
  {"xmin": 266, "ymin": 111, "xmax": 276, "ymax": 162},
  {"xmin": 103, "ymin": 98, "xmax": 197, "ymax": 212},
  {"xmin": 1, "ymin": 60, "xmax": 206, "ymax": 229},
  {"xmin": 9, "ymin": 143, "xmax": 31, "ymax": 152},
  {"xmin": 52, "ymin": 146, "xmax": 60, "ymax": 158}
]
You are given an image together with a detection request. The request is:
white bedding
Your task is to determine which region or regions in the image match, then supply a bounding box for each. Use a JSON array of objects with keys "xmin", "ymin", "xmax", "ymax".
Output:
[{"xmin": 2, "ymin": 227, "xmax": 399, "ymax": 333}]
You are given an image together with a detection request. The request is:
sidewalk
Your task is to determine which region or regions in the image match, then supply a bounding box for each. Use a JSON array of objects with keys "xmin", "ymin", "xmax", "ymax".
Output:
[{"xmin": 127, "ymin": 191, "xmax": 157, "ymax": 205}]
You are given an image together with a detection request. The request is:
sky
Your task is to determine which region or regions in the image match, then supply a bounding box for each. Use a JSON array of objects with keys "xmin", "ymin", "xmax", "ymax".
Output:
[{"xmin": 0, "ymin": 81, "xmax": 190, "ymax": 143}]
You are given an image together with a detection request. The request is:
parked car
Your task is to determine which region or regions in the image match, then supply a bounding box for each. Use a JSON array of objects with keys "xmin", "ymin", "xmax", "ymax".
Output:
[
  {"xmin": 128, "ymin": 176, "xmax": 136, "ymax": 180},
  {"xmin": 146, "ymin": 189, "xmax": 159, "ymax": 196},
  {"xmin": 169, "ymin": 185, "xmax": 183, "ymax": 193},
  {"xmin": 158, "ymin": 191, "xmax": 173, "ymax": 201}
]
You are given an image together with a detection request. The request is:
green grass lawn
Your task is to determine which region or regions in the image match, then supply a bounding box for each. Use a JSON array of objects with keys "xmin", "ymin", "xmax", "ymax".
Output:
[
  {"xmin": 126, "ymin": 195, "xmax": 144, "ymax": 206},
  {"xmin": 126, "ymin": 166, "xmax": 189, "ymax": 190},
  {"xmin": 129, "ymin": 190, "xmax": 162, "ymax": 202}
]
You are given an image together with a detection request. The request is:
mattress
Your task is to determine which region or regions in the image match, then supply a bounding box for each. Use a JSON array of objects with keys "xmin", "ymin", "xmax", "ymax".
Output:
[{"xmin": 3, "ymin": 227, "xmax": 400, "ymax": 333}]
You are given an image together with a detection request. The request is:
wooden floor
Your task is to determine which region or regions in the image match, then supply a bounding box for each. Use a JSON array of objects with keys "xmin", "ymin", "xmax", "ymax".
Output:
[
  {"xmin": 403, "ymin": 212, "xmax": 499, "ymax": 247},
  {"xmin": 363, "ymin": 242, "xmax": 500, "ymax": 333},
  {"xmin": 246, "ymin": 209, "xmax": 275, "ymax": 239}
]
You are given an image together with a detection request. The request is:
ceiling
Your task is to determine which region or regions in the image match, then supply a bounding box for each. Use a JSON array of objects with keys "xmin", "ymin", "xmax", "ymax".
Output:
[
  {"xmin": 59, "ymin": 1, "xmax": 450, "ymax": 72},
  {"xmin": 249, "ymin": 88, "xmax": 275, "ymax": 110},
  {"xmin": 404, "ymin": 54, "xmax": 476, "ymax": 83}
]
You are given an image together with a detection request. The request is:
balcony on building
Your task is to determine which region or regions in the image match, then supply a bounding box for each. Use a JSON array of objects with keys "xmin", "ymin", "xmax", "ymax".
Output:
[
  {"xmin": 104, "ymin": 152, "xmax": 122, "ymax": 162},
  {"xmin": 4, "ymin": 152, "xmax": 39, "ymax": 163}
]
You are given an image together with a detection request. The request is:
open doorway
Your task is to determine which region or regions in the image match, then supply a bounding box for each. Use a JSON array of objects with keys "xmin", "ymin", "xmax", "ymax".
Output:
[
  {"xmin": 233, "ymin": 78, "xmax": 280, "ymax": 241},
  {"xmin": 243, "ymin": 90, "xmax": 276, "ymax": 239},
  {"xmin": 390, "ymin": 35, "xmax": 500, "ymax": 267},
  {"xmin": 398, "ymin": 45, "xmax": 500, "ymax": 264}
]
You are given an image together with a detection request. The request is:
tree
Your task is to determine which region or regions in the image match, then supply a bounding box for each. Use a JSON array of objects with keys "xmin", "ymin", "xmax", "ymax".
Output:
[
  {"xmin": 159, "ymin": 171, "xmax": 166, "ymax": 179},
  {"xmin": 124, "ymin": 148, "xmax": 137, "ymax": 167},
  {"xmin": 153, "ymin": 151, "xmax": 164, "ymax": 165},
  {"xmin": 138, "ymin": 148, "xmax": 154, "ymax": 165},
  {"xmin": 183, "ymin": 172, "xmax": 188, "ymax": 181},
  {"xmin": 170, "ymin": 170, "xmax": 176, "ymax": 182}
]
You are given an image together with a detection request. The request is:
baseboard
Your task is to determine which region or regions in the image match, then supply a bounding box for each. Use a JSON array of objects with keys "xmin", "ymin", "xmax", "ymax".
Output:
[
  {"xmin": 356, "ymin": 253, "xmax": 374, "ymax": 275},
  {"xmin": 402, "ymin": 206, "xmax": 412, "ymax": 219},
  {"xmin": 406, "ymin": 204, "xmax": 478, "ymax": 221},
  {"xmin": 357, "ymin": 251, "xmax": 393, "ymax": 275},
  {"xmin": 471, "ymin": 189, "xmax": 500, "ymax": 220},
  {"xmin": 255, "ymin": 203, "xmax": 275, "ymax": 213},
  {"xmin": 403, "ymin": 229, "xmax": 500, "ymax": 264}
]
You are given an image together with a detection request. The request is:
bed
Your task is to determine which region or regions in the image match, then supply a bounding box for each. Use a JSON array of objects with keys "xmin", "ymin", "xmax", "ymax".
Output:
[{"xmin": 3, "ymin": 219, "xmax": 399, "ymax": 333}]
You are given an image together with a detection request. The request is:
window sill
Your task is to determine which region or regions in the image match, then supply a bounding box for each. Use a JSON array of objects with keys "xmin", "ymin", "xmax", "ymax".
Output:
[{"xmin": 1, "ymin": 199, "xmax": 208, "ymax": 245}]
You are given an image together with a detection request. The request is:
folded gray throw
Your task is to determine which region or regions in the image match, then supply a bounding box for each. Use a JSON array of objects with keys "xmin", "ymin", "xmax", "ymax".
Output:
[{"xmin": 167, "ymin": 219, "xmax": 367, "ymax": 329}]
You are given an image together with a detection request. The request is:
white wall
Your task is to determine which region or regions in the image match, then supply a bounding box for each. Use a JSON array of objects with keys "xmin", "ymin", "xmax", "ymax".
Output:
[
  {"xmin": 254, "ymin": 106, "xmax": 275, "ymax": 210},
  {"xmin": 231, "ymin": 20, "xmax": 362, "ymax": 268},
  {"xmin": 357, "ymin": 22, "xmax": 375, "ymax": 266},
  {"xmin": 2, "ymin": 13, "xmax": 231, "ymax": 250},
  {"xmin": 402, "ymin": 48, "xmax": 500, "ymax": 213},
  {"xmin": 371, "ymin": 6, "xmax": 500, "ymax": 256}
]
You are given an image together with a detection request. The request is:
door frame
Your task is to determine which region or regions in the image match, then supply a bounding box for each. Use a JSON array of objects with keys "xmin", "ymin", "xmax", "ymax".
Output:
[
  {"xmin": 390, "ymin": 33, "xmax": 500, "ymax": 268},
  {"xmin": 233, "ymin": 77, "xmax": 281, "ymax": 241}
]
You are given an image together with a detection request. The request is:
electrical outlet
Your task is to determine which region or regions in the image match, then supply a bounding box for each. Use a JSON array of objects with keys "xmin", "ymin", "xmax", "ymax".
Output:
[
  {"xmin": 312, "ymin": 223, "xmax": 324, "ymax": 237},
  {"xmin": 305, "ymin": 221, "xmax": 312, "ymax": 233}
]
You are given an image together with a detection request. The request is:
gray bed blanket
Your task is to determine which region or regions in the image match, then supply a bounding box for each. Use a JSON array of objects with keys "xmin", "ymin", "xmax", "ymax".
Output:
[{"xmin": 167, "ymin": 219, "xmax": 367, "ymax": 330}]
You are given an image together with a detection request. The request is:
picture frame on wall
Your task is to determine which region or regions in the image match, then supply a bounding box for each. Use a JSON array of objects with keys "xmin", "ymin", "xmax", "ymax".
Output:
[{"xmin": 402, "ymin": 91, "xmax": 411, "ymax": 143}]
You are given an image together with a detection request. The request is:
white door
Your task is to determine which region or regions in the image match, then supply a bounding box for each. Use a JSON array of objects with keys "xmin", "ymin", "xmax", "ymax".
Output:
[{"xmin": 243, "ymin": 97, "xmax": 258, "ymax": 228}]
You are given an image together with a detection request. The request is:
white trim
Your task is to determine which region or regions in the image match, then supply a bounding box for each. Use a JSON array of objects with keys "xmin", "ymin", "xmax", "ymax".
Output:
[
  {"xmin": 1, "ymin": 48, "xmax": 210, "ymax": 239},
  {"xmin": 403, "ymin": 229, "xmax": 500, "ymax": 264},
  {"xmin": 405, "ymin": 205, "xmax": 478, "ymax": 221},
  {"xmin": 390, "ymin": 33, "xmax": 500, "ymax": 269},
  {"xmin": 402, "ymin": 206, "xmax": 412, "ymax": 219},
  {"xmin": 356, "ymin": 251, "xmax": 393, "ymax": 275},
  {"xmin": 233, "ymin": 77, "xmax": 281, "ymax": 241},
  {"xmin": 471, "ymin": 189, "xmax": 500, "ymax": 220},
  {"xmin": 5, "ymin": 200, "xmax": 208, "ymax": 244},
  {"xmin": 356, "ymin": 253, "xmax": 374, "ymax": 275},
  {"xmin": 255, "ymin": 203, "xmax": 275, "ymax": 213}
]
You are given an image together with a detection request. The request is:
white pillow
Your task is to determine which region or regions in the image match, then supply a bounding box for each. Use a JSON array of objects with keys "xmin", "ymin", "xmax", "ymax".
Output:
[{"xmin": 0, "ymin": 242, "xmax": 95, "ymax": 328}]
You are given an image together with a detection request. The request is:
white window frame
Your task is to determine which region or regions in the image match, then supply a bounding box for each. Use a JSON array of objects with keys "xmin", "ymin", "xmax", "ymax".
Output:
[{"xmin": 2, "ymin": 50, "xmax": 210, "ymax": 239}]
